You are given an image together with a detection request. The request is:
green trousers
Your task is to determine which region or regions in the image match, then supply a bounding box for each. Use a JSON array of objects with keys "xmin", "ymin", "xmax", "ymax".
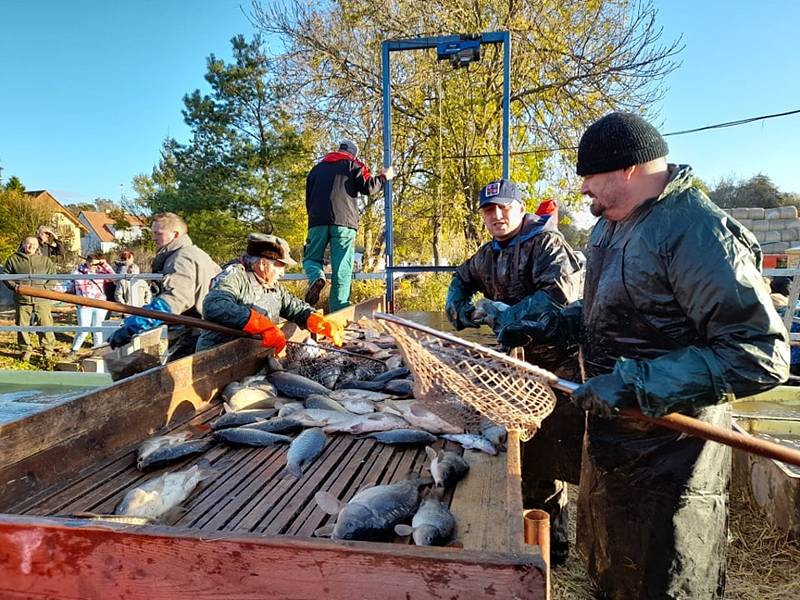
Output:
[
  {"xmin": 303, "ymin": 225, "xmax": 357, "ymax": 313},
  {"xmin": 16, "ymin": 302, "xmax": 56, "ymax": 350}
]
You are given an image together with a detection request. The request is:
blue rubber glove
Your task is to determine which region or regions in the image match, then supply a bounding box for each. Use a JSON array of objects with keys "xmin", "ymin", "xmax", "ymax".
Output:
[
  {"xmin": 109, "ymin": 297, "xmax": 172, "ymax": 349},
  {"xmin": 571, "ymin": 370, "xmax": 637, "ymax": 417}
]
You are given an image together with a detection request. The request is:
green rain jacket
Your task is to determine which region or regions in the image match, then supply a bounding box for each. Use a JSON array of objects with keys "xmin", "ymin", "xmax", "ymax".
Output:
[
  {"xmin": 2, "ymin": 251, "xmax": 56, "ymax": 305},
  {"xmin": 576, "ymin": 164, "xmax": 789, "ymax": 599}
]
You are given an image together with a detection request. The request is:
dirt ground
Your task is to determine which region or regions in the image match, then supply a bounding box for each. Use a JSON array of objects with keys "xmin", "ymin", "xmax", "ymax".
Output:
[{"xmin": 552, "ymin": 485, "xmax": 800, "ymax": 599}]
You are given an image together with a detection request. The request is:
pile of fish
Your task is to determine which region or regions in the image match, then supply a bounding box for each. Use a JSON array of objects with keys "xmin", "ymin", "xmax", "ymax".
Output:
[{"xmin": 110, "ymin": 320, "xmax": 506, "ymax": 540}]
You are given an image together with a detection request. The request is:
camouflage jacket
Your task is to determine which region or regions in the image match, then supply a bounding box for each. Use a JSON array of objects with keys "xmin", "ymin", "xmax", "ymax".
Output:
[{"xmin": 197, "ymin": 261, "xmax": 314, "ymax": 350}]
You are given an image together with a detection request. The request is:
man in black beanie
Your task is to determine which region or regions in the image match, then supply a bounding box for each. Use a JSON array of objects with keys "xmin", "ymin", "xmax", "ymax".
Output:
[{"xmin": 511, "ymin": 112, "xmax": 789, "ymax": 598}]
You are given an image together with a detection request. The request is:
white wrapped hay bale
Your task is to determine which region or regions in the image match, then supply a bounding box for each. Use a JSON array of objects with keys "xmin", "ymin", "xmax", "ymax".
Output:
[
  {"xmin": 753, "ymin": 220, "xmax": 770, "ymax": 232},
  {"xmin": 769, "ymin": 219, "xmax": 788, "ymax": 231},
  {"xmin": 763, "ymin": 231, "xmax": 781, "ymax": 243},
  {"xmin": 780, "ymin": 206, "xmax": 798, "ymax": 219},
  {"xmin": 782, "ymin": 228, "xmax": 800, "ymax": 242},
  {"xmin": 765, "ymin": 208, "xmax": 783, "ymax": 221},
  {"xmin": 730, "ymin": 207, "xmax": 749, "ymax": 219},
  {"xmin": 748, "ymin": 207, "xmax": 765, "ymax": 220}
]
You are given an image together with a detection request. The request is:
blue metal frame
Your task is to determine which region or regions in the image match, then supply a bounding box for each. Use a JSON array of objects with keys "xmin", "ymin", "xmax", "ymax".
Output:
[{"xmin": 382, "ymin": 32, "xmax": 511, "ymax": 312}]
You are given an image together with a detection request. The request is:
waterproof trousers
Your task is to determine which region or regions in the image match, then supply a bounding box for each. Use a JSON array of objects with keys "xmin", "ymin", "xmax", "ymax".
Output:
[
  {"xmin": 303, "ymin": 225, "xmax": 357, "ymax": 313},
  {"xmin": 16, "ymin": 302, "xmax": 56, "ymax": 350}
]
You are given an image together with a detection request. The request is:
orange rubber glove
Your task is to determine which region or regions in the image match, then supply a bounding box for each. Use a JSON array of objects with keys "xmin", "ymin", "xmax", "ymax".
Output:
[
  {"xmin": 243, "ymin": 310, "xmax": 286, "ymax": 354},
  {"xmin": 306, "ymin": 312, "xmax": 344, "ymax": 347}
]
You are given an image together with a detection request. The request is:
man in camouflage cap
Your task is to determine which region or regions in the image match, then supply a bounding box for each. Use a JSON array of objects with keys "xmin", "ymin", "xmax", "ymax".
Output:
[{"xmin": 197, "ymin": 233, "xmax": 343, "ymax": 352}]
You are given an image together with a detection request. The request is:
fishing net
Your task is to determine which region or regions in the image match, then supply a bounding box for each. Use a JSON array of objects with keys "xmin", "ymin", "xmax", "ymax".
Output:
[
  {"xmin": 376, "ymin": 313, "xmax": 558, "ymax": 441},
  {"xmin": 285, "ymin": 340, "xmax": 386, "ymax": 390}
]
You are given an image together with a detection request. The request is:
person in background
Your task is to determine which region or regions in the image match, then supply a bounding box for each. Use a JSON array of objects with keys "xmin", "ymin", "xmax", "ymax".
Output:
[
  {"xmin": 67, "ymin": 252, "xmax": 116, "ymax": 359},
  {"xmin": 197, "ymin": 233, "xmax": 343, "ymax": 352},
  {"xmin": 303, "ymin": 139, "xmax": 394, "ymax": 312},
  {"xmin": 114, "ymin": 250, "xmax": 152, "ymax": 308},
  {"xmin": 2, "ymin": 236, "xmax": 57, "ymax": 361},
  {"xmin": 36, "ymin": 225, "xmax": 64, "ymax": 259},
  {"xmin": 108, "ymin": 212, "xmax": 220, "ymax": 359},
  {"xmin": 444, "ymin": 180, "xmax": 584, "ymax": 566}
]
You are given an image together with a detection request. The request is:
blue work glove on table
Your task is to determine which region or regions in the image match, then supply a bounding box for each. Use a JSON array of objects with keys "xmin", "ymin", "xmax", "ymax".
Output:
[
  {"xmin": 571, "ymin": 370, "xmax": 637, "ymax": 417},
  {"xmin": 109, "ymin": 297, "xmax": 172, "ymax": 349}
]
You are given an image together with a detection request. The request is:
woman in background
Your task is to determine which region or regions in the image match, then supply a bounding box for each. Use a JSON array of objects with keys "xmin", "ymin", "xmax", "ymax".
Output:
[{"xmin": 68, "ymin": 251, "xmax": 115, "ymax": 359}]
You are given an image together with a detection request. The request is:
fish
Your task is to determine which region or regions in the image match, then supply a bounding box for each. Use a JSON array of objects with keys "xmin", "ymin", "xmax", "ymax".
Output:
[
  {"xmin": 335, "ymin": 378, "xmax": 385, "ymax": 392},
  {"xmin": 385, "ymin": 400, "xmax": 463, "ymax": 435},
  {"xmin": 334, "ymin": 412, "xmax": 410, "ymax": 434},
  {"xmin": 137, "ymin": 432, "xmax": 191, "ymax": 465},
  {"xmin": 371, "ymin": 367, "xmax": 410, "ymax": 383},
  {"xmin": 360, "ymin": 429, "xmax": 437, "ymax": 445},
  {"xmin": 425, "ymin": 446, "xmax": 469, "ymax": 488},
  {"xmin": 286, "ymin": 338, "xmax": 325, "ymax": 363},
  {"xmin": 227, "ymin": 387, "xmax": 276, "ymax": 411},
  {"xmin": 304, "ymin": 393, "xmax": 349, "ymax": 412},
  {"xmin": 329, "ymin": 389, "xmax": 394, "ymax": 403},
  {"xmin": 382, "ymin": 379, "xmax": 414, "ymax": 397},
  {"xmin": 221, "ymin": 381, "xmax": 243, "ymax": 402},
  {"xmin": 479, "ymin": 417, "xmax": 508, "ymax": 447},
  {"xmin": 244, "ymin": 417, "xmax": 304, "ymax": 435},
  {"xmin": 214, "ymin": 427, "xmax": 293, "ymax": 447},
  {"xmin": 314, "ymin": 475, "xmax": 430, "ymax": 541},
  {"xmin": 282, "ymin": 427, "xmax": 327, "ymax": 479},
  {"xmin": 394, "ymin": 489, "xmax": 456, "ymax": 546},
  {"xmin": 471, "ymin": 298, "xmax": 510, "ymax": 328},
  {"xmin": 291, "ymin": 409, "xmax": 355, "ymax": 428},
  {"xmin": 277, "ymin": 402, "xmax": 305, "ymax": 417},
  {"xmin": 385, "ymin": 355, "xmax": 404, "ymax": 370},
  {"xmin": 340, "ymin": 397, "xmax": 375, "ymax": 415},
  {"xmin": 115, "ymin": 460, "xmax": 210, "ymax": 520},
  {"xmin": 440, "ymin": 433, "xmax": 498, "ymax": 455},
  {"xmin": 138, "ymin": 438, "xmax": 215, "ymax": 472},
  {"xmin": 269, "ymin": 371, "xmax": 332, "ymax": 399},
  {"xmin": 210, "ymin": 409, "xmax": 277, "ymax": 430},
  {"xmin": 313, "ymin": 362, "xmax": 343, "ymax": 389}
]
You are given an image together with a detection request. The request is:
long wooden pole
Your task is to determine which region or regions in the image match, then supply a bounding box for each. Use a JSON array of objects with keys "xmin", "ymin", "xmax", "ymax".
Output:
[
  {"xmin": 15, "ymin": 284, "xmax": 253, "ymax": 339},
  {"xmin": 375, "ymin": 312, "xmax": 800, "ymax": 468}
]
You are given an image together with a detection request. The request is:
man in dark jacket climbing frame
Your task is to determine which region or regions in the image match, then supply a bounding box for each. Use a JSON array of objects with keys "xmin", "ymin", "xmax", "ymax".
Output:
[
  {"xmin": 501, "ymin": 112, "xmax": 789, "ymax": 599},
  {"xmin": 303, "ymin": 140, "xmax": 394, "ymax": 313},
  {"xmin": 444, "ymin": 178, "xmax": 584, "ymax": 566}
]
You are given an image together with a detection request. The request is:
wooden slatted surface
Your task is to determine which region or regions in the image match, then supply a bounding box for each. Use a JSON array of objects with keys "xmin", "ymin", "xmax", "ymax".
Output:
[{"xmin": 17, "ymin": 413, "xmax": 481, "ymax": 547}]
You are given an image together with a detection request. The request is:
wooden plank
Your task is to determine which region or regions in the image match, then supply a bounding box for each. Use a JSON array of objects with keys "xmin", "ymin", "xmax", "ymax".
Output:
[
  {"xmin": 0, "ymin": 515, "xmax": 546, "ymax": 599},
  {"xmin": 20, "ymin": 407, "xmax": 220, "ymax": 516},
  {"xmin": 449, "ymin": 433, "xmax": 526, "ymax": 554},
  {"xmin": 182, "ymin": 446, "xmax": 289, "ymax": 530},
  {"xmin": 0, "ymin": 338, "xmax": 268, "ymax": 510},
  {"xmin": 231, "ymin": 435, "xmax": 352, "ymax": 532}
]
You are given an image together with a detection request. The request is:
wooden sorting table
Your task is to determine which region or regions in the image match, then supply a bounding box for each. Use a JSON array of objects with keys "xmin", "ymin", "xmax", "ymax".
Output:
[{"xmin": 0, "ymin": 299, "xmax": 546, "ymax": 599}]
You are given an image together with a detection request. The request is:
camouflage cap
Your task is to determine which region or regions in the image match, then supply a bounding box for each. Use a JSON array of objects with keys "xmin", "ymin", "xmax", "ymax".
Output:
[{"xmin": 246, "ymin": 233, "xmax": 297, "ymax": 266}]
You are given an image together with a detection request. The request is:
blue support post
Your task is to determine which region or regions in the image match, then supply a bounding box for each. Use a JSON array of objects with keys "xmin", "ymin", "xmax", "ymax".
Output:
[
  {"xmin": 381, "ymin": 32, "xmax": 511, "ymax": 312},
  {"xmin": 502, "ymin": 30, "xmax": 511, "ymax": 179},
  {"xmin": 382, "ymin": 41, "xmax": 395, "ymax": 312}
]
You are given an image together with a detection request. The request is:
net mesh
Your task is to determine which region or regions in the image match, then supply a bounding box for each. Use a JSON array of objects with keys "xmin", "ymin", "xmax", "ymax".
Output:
[
  {"xmin": 378, "ymin": 316, "xmax": 558, "ymax": 441},
  {"xmin": 285, "ymin": 340, "xmax": 386, "ymax": 390}
]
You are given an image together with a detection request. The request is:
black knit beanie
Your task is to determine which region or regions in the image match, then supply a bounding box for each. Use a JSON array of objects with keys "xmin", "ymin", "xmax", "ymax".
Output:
[{"xmin": 576, "ymin": 112, "xmax": 668, "ymax": 176}]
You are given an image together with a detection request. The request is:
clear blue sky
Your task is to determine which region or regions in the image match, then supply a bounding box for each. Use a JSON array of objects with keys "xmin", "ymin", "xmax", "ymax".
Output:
[{"xmin": 1, "ymin": 1, "xmax": 799, "ymax": 205}]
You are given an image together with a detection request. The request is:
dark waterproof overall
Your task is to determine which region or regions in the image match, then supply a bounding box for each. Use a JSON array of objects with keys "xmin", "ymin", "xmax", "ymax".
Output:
[{"xmin": 578, "ymin": 200, "xmax": 730, "ymax": 599}]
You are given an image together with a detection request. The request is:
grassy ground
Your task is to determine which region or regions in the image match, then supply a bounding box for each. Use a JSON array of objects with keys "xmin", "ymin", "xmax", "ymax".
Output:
[
  {"xmin": 552, "ymin": 485, "xmax": 800, "ymax": 599},
  {"xmin": 0, "ymin": 306, "xmax": 87, "ymax": 370}
]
